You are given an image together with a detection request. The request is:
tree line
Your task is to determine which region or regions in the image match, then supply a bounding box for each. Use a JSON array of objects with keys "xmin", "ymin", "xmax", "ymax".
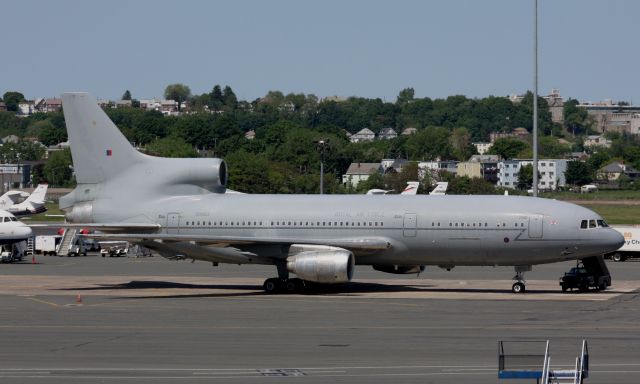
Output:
[{"xmin": 1, "ymin": 86, "xmax": 639, "ymax": 192}]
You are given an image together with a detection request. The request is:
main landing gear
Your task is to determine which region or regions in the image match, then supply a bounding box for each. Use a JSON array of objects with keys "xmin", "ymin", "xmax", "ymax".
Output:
[
  {"xmin": 512, "ymin": 265, "xmax": 532, "ymax": 294},
  {"xmin": 263, "ymin": 261, "xmax": 306, "ymax": 294},
  {"xmin": 263, "ymin": 278, "xmax": 306, "ymax": 294}
]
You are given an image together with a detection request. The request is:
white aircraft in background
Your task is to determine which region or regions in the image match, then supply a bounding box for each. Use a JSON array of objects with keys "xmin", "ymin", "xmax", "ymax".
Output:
[
  {"xmin": 0, "ymin": 190, "xmax": 30, "ymax": 210},
  {"xmin": 366, "ymin": 181, "xmax": 447, "ymax": 196},
  {"xmin": 0, "ymin": 210, "xmax": 32, "ymax": 244},
  {"xmin": 7, "ymin": 184, "xmax": 48, "ymax": 216}
]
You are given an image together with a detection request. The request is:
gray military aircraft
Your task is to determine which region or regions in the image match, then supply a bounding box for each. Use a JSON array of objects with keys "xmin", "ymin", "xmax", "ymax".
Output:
[{"xmin": 59, "ymin": 92, "xmax": 624, "ymax": 293}]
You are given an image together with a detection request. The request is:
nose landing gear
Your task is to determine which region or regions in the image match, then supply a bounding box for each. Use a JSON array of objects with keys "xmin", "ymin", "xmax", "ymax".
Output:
[{"xmin": 512, "ymin": 265, "xmax": 531, "ymax": 294}]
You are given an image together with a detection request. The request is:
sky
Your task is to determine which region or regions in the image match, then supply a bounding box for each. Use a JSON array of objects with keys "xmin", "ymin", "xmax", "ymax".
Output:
[{"xmin": 2, "ymin": 0, "xmax": 638, "ymax": 104}]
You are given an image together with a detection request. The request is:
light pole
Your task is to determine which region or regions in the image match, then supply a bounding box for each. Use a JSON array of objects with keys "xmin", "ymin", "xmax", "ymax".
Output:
[
  {"xmin": 532, "ymin": 0, "xmax": 539, "ymax": 197},
  {"xmin": 316, "ymin": 139, "xmax": 329, "ymax": 194}
]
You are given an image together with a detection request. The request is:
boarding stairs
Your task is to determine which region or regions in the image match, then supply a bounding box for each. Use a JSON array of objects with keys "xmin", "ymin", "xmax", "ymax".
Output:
[
  {"xmin": 25, "ymin": 236, "xmax": 35, "ymax": 256},
  {"xmin": 57, "ymin": 228, "xmax": 77, "ymax": 256},
  {"xmin": 499, "ymin": 340, "xmax": 588, "ymax": 384}
]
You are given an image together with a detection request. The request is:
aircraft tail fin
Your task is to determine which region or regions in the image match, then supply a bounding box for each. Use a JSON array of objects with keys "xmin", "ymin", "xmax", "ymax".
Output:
[
  {"xmin": 62, "ymin": 93, "xmax": 144, "ymax": 184},
  {"xmin": 400, "ymin": 182, "xmax": 419, "ymax": 195},
  {"xmin": 25, "ymin": 184, "xmax": 48, "ymax": 205},
  {"xmin": 429, "ymin": 182, "xmax": 448, "ymax": 195}
]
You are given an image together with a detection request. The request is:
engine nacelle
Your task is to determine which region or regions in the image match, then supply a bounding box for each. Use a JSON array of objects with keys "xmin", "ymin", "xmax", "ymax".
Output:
[
  {"xmin": 287, "ymin": 247, "xmax": 354, "ymax": 284},
  {"xmin": 372, "ymin": 265, "xmax": 426, "ymax": 274}
]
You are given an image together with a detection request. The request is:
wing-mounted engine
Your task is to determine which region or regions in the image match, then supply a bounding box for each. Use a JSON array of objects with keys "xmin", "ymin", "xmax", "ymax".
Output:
[
  {"xmin": 287, "ymin": 244, "xmax": 354, "ymax": 284},
  {"xmin": 372, "ymin": 265, "xmax": 425, "ymax": 274}
]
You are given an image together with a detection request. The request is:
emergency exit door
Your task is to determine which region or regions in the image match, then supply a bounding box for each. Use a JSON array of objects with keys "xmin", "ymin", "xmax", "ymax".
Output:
[
  {"xmin": 167, "ymin": 213, "xmax": 181, "ymax": 234},
  {"xmin": 528, "ymin": 214, "xmax": 543, "ymax": 238},
  {"xmin": 403, "ymin": 213, "xmax": 417, "ymax": 237}
]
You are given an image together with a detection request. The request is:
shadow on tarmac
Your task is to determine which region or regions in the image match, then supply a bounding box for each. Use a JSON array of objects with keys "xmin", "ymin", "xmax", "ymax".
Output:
[{"xmin": 48, "ymin": 279, "xmax": 613, "ymax": 298}]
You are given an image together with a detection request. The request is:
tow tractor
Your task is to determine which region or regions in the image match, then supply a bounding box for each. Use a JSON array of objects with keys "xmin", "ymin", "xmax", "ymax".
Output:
[{"xmin": 560, "ymin": 256, "xmax": 611, "ymax": 292}]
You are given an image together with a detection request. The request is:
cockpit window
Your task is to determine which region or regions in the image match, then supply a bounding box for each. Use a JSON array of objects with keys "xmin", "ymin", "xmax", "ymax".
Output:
[
  {"xmin": 10, "ymin": 217, "xmax": 16, "ymax": 221},
  {"xmin": 2, "ymin": 217, "xmax": 9, "ymax": 222},
  {"xmin": 581, "ymin": 219, "xmax": 609, "ymax": 229}
]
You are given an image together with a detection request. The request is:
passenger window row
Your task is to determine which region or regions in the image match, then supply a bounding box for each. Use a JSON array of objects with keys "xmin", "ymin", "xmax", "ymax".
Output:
[
  {"xmin": 182, "ymin": 220, "xmax": 384, "ymax": 228},
  {"xmin": 436, "ymin": 222, "xmax": 525, "ymax": 228}
]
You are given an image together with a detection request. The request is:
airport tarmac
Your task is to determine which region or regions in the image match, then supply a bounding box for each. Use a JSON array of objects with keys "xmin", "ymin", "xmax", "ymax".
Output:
[{"xmin": 1, "ymin": 254, "xmax": 639, "ymax": 383}]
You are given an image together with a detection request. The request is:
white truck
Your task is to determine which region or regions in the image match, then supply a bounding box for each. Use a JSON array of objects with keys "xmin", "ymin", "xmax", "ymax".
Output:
[
  {"xmin": 605, "ymin": 225, "xmax": 640, "ymax": 262},
  {"xmin": 35, "ymin": 235, "xmax": 62, "ymax": 256}
]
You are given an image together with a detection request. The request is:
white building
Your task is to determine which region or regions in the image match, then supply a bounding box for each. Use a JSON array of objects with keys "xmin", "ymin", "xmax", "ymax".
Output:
[
  {"xmin": 473, "ymin": 142, "xmax": 492, "ymax": 155},
  {"xmin": 418, "ymin": 160, "xmax": 458, "ymax": 180},
  {"xmin": 584, "ymin": 135, "xmax": 611, "ymax": 149},
  {"xmin": 378, "ymin": 127, "xmax": 398, "ymax": 140},
  {"xmin": 497, "ymin": 159, "xmax": 568, "ymax": 191},
  {"xmin": 350, "ymin": 128, "xmax": 375, "ymax": 143}
]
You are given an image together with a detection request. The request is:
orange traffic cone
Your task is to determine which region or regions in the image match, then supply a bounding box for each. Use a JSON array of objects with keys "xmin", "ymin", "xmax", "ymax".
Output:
[{"xmin": 76, "ymin": 293, "xmax": 82, "ymax": 304}]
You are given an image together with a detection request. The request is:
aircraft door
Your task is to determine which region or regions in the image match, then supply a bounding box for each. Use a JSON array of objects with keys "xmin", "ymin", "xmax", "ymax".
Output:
[
  {"xmin": 167, "ymin": 213, "xmax": 181, "ymax": 234},
  {"xmin": 528, "ymin": 214, "xmax": 543, "ymax": 238},
  {"xmin": 403, "ymin": 213, "xmax": 417, "ymax": 237}
]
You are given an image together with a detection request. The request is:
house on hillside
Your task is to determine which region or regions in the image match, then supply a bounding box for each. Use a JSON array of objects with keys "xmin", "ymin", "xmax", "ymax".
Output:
[
  {"xmin": 350, "ymin": 128, "xmax": 375, "ymax": 143},
  {"xmin": 342, "ymin": 162, "xmax": 381, "ymax": 188},
  {"xmin": 36, "ymin": 98, "xmax": 63, "ymax": 113},
  {"xmin": 378, "ymin": 127, "xmax": 397, "ymax": 140},
  {"xmin": 401, "ymin": 127, "xmax": 417, "ymax": 136},
  {"xmin": 584, "ymin": 135, "xmax": 612, "ymax": 149},
  {"xmin": 597, "ymin": 162, "xmax": 640, "ymax": 182}
]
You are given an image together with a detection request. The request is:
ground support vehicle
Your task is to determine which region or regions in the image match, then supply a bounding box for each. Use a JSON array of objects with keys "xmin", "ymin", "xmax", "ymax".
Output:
[{"xmin": 605, "ymin": 225, "xmax": 640, "ymax": 262}]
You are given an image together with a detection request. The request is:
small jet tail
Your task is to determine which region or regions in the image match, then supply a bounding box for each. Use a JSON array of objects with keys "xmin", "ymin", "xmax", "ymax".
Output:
[
  {"xmin": 400, "ymin": 182, "xmax": 420, "ymax": 195},
  {"xmin": 25, "ymin": 184, "xmax": 48, "ymax": 205},
  {"xmin": 62, "ymin": 93, "xmax": 144, "ymax": 184},
  {"xmin": 429, "ymin": 182, "xmax": 448, "ymax": 195}
]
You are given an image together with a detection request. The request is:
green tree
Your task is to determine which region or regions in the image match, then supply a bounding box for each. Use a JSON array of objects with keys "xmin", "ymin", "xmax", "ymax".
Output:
[
  {"xmin": 2, "ymin": 91, "xmax": 25, "ymax": 112},
  {"xmin": 384, "ymin": 162, "xmax": 419, "ymax": 193},
  {"xmin": 357, "ymin": 170, "xmax": 385, "ymax": 193},
  {"xmin": 516, "ymin": 164, "xmax": 536, "ymax": 190},
  {"xmin": 488, "ymin": 138, "xmax": 529, "ymax": 159},
  {"xmin": 121, "ymin": 90, "xmax": 132, "ymax": 100},
  {"xmin": 222, "ymin": 86, "xmax": 238, "ymax": 110},
  {"xmin": 164, "ymin": 84, "xmax": 191, "ymax": 111},
  {"xmin": 210, "ymin": 85, "xmax": 223, "ymax": 110},
  {"xmin": 44, "ymin": 148, "xmax": 74, "ymax": 187},
  {"xmin": 38, "ymin": 121, "xmax": 68, "ymax": 146},
  {"xmin": 396, "ymin": 87, "xmax": 415, "ymax": 105},
  {"xmin": 0, "ymin": 111, "xmax": 27, "ymax": 136},
  {"xmin": 565, "ymin": 161, "xmax": 592, "ymax": 186},
  {"xmin": 563, "ymin": 98, "xmax": 590, "ymax": 136},
  {"xmin": 146, "ymin": 136, "xmax": 198, "ymax": 157}
]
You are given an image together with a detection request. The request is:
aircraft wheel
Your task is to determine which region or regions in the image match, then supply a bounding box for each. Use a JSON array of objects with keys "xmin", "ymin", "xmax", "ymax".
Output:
[
  {"xmin": 285, "ymin": 278, "xmax": 305, "ymax": 293},
  {"xmin": 611, "ymin": 253, "xmax": 624, "ymax": 262},
  {"xmin": 284, "ymin": 280, "xmax": 298, "ymax": 293},
  {"xmin": 263, "ymin": 278, "xmax": 281, "ymax": 294},
  {"xmin": 512, "ymin": 282, "xmax": 526, "ymax": 294}
]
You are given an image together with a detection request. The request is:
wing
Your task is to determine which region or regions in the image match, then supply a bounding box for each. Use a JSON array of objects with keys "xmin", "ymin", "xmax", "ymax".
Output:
[
  {"xmin": 29, "ymin": 223, "xmax": 161, "ymax": 233},
  {"xmin": 83, "ymin": 232, "xmax": 392, "ymax": 265},
  {"xmin": 86, "ymin": 233, "xmax": 392, "ymax": 251}
]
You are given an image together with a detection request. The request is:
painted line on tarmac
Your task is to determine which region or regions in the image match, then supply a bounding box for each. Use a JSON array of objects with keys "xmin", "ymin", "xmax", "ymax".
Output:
[{"xmin": 24, "ymin": 297, "xmax": 61, "ymax": 308}]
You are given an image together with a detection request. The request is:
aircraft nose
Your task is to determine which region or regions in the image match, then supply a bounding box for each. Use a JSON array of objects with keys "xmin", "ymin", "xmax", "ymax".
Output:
[
  {"xmin": 605, "ymin": 228, "xmax": 625, "ymax": 253},
  {"xmin": 18, "ymin": 225, "xmax": 33, "ymax": 238}
]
